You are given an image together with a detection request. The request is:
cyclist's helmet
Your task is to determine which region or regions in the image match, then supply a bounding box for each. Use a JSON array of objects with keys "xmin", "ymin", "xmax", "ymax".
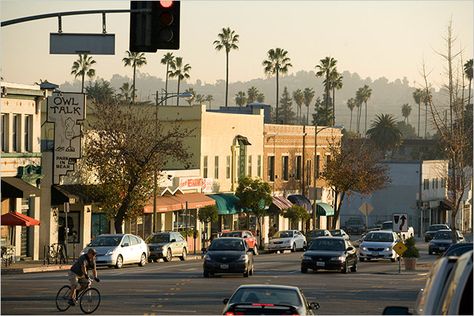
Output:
[{"xmin": 87, "ymin": 248, "xmax": 97, "ymax": 256}]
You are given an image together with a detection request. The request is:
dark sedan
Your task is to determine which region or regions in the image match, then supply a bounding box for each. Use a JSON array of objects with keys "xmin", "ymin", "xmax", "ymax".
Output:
[
  {"xmin": 424, "ymin": 224, "xmax": 450, "ymax": 242},
  {"xmin": 203, "ymin": 237, "xmax": 254, "ymax": 277},
  {"xmin": 301, "ymin": 237, "xmax": 357, "ymax": 273},
  {"xmin": 428, "ymin": 229, "xmax": 464, "ymax": 255},
  {"xmin": 443, "ymin": 242, "xmax": 473, "ymax": 257}
]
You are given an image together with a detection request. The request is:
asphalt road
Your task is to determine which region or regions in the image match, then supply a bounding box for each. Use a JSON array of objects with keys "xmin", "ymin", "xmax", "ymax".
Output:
[{"xmin": 1, "ymin": 241, "xmax": 436, "ymax": 315}]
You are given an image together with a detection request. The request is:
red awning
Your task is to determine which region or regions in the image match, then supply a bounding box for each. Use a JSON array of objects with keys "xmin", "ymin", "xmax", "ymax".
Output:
[
  {"xmin": 143, "ymin": 192, "xmax": 216, "ymax": 213},
  {"xmin": 1, "ymin": 212, "xmax": 41, "ymax": 226}
]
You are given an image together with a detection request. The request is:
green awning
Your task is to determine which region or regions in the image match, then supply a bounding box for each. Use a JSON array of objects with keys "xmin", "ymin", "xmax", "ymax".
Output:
[
  {"xmin": 316, "ymin": 202, "xmax": 335, "ymax": 216},
  {"xmin": 209, "ymin": 194, "xmax": 242, "ymax": 215}
]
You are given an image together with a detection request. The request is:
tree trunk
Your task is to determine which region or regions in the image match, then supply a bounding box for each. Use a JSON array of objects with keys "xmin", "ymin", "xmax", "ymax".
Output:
[
  {"xmin": 177, "ymin": 78, "xmax": 181, "ymax": 106},
  {"xmin": 132, "ymin": 63, "xmax": 136, "ymax": 103},
  {"xmin": 307, "ymin": 105, "xmax": 310, "ymax": 125},
  {"xmin": 164, "ymin": 63, "xmax": 169, "ymax": 105},
  {"xmin": 333, "ymin": 191, "xmax": 345, "ymax": 231},
  {"xmin": 275, "ymin": 69, "xmax": 279, "ymax": 123},
  {"xmin": 349, "ymin": 110, "xmax": 353, "ymax": 131},
  {"xmin": 81, "ymin": 74, "xmax": 85, "ymax": 94},
  {"xmin": 418, "ymin": 102, "xmax": 421, "ymax": 137},
  {"xmin": 332, "ymin": 87, "xmax": 336, "ymax": 126},
  {"xmin": 424, "ymin": 102, "xmax": 428, "ymax": 138},
  {"xmin": 364, "ymin": 101, "xmax": 368, "ymax": 136},
  {"xmin": 225, "ymin": 51, "xmax": 229, "ymax": 107}
]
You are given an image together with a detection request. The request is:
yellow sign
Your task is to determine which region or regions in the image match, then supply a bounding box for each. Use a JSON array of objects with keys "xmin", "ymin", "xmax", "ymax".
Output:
[{"xmin": 394, "ymin": 241, "xmax": 408, "ymax": 256}]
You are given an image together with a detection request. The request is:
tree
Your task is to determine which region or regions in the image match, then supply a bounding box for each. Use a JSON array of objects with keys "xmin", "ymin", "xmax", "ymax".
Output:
[
  {"xmin": 327, "ymin": 69, "xmax": 343, "ymax": 125},
  {"xmin": 160, "ymin": 52, "xmax": 175, "ymax": 106},
  {"xmin": 184, "ymin": 88, "xmax": 196, "ymax": 105},
  {"xmin": 71, "ymin": 53, "xmax": 96, "ymax": 93},
  {"xmin": 235, "ymin": 177, "xmax": 272, "ymax": 248},
  {"xmin": 303, "ymin": 88, "xmax": 315, "ymax": 125},
  {"xmin": 235, "ymin": 91, "xmax": 247, "ymax": 107},
  {"xmin": 205, "ymin": 95, "xmax": 214, "ymax": 108},
  {"xmin": 117, "ymin": 82, "xmax": 134, "ymax": 103},
  {"xmin": 396, "ymin": 121, "xmax": 417, "ymax": 139},
  {"xmin": 279, "ymin": 87, "xmax": 296, "ymax": 124},
  {"xmin": 412, "ymin": 88, "xmax": 423, "ymax": 137},
  {"xmin": 283, "ymin": 205, "xmax": 310, "ymax": 229},
  {"xmin": 355, "ymin": 89, "xmax": 364, "ymax": 135},
  {"xmin": 312, "ymin": 95, "xmax": 333, "ymax": 126},
  {"xmin": 421, "ymin": 89, "xmax": 432, "ymax": 139},
  {"xmin": 360, "ymin": 85, "xmax": 373, "ymax": 135},
  {"xmin": 464, "ymin": 59, "xmax": 473, "ymax": 106},
  {"xmin": 292, "ymin": 89, "xmax": 304, "ymax": 124},
  {"xmin": 256, "ymin": 92, "xmax": 265, "ymax": 103},
  {"xmin": 321, "ymin": 139, "xmax": 389, "ymax": 229},
  {"xmin": 366, "ymin": 114, "xmax": 402, "ymax": 155},
  {"xmin": 82, "ymin": 102, "xmax": 192, "ymax": 234},
  {"xmin": 85, "ymin": 79, "xmax": 114, "ymax": 104},
  {"xmin": 198, "ymin": 205, "xmax": 218, "ymax": 246},
  {"xmin": 315, "ymin": 57, "xmax": 337, "ymax": 125},
  {"xmin": 213, "ymin": 27, "xmax": 239, "ymax": 107},
  {"xmin": 122, "ymin": 51, "xmax": 147, "ymax": 102},
  {"xmin": 263, "ymin": 48, "xmax": 292, "ymax": 123},
  {"xmin": 346, "ymin": 98, "xmax": 356, "ymax": 132},
  {"xmin": 247, "ymin": 86, "xmax": 260, "ymax": 103},
  {"xmin": 401, "ymin": 103, "xmax": 412, "ymax": 124},
  {"xmin": 169, "ymin": 57, "xmax": 191, "ymax": 106}
]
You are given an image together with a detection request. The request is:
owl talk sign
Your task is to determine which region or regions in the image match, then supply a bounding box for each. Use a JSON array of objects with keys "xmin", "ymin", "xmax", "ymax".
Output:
[{"xmin": 47, "ymin": 92, "xmax": 86, "ymax": 184}]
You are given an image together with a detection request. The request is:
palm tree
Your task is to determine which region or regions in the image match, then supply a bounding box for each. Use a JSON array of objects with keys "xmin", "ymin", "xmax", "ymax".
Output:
[
  {"xmin": 346, "ymin": 98, "xmax": 356, "ymax": 131},
  {"xmin": 160, "ymin": 52, "xmax": 175, "ymax": 105},
  {"xmin": 464, "ymin": 59, "xmax": 473, "ymax": 106},
  {"xmin": 326, "ymin": 69, "xmax": 343, "ymax": 126},
  {"xmin": 169, "ymin": 57, "xmax": 191, "ymax": 106},
  {"xmin": 213, "ymin": 27, "xmax": 239, "ymax": 107},
  {"xmin": 315, "ymin": 57, "xmax": 337, "ymax": 124},
  {"xmin": 355, "ymin": 88, "xmax": 364, "ymax": 135},
  {"xmin": 412, "ymin": 88, "xmax": 423, "ymax": 138},
  {"xmin": 117, "ymin": 82, "xmax": 134, "ymax": 103},
  {"xmin": 247, "ymin": 86, "xmax": 259, "ymax": 103},
  {"xmin": 184, "ymin": 88, "xmax": 196, "ymax": 105},
  {"xmin": 401, "ymin": 103, "xmax": 412, "ymax": 124},
  {"xmin": 360, "ymin": 85, "xmax": 372, "ymax": 135},
  {"xmin": 256, "ymin": 92, "xmax": 265, "ymax": 103},
  {"xmin": 303, "ymin": 88, "xmax": 315, "ymax": 125},
  {"xmin": 235, "ymin": 91, "xmax": 247, "ymax": 107},
  {"xmin": 70, "ymin": 54, "xmax": 96, "ymax": 93},
  {"xmin": 263, "ymin": 48, "xmax": 292, "ymax": 123},
  {"xmin": 422, "ymin": 89, "xmax": 432, "ymax": 139},
  {"xmin": 366, "ymin": 113, "xmax": 402, "ymax": 155},
  {"xmin": 292, "ymin": 89, "xmax": 304, "ymax": 124},
  {"xmin": 205, "ymin": 95, "xmax": 214, "ymax": 108},
  {"xmin": 122, "ymin": 50, "xmax": 147, "ymax": 102}
]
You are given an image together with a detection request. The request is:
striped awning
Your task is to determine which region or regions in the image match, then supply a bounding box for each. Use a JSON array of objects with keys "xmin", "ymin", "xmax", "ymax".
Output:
[
  {"xmin": 144, "ymin": 192, "xmax": 215, "ymax": 213},
  {"xmin": 268, "ymin": 196, "xmax": 293, "ymax": 213}
]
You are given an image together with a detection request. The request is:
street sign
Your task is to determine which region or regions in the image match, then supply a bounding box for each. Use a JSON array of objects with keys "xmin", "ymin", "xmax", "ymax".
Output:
[
  {"xmin": 393, "ymin": 213, "xmax": 408, "ymax": 232},
  {"xmin": 359, "ymin": 202, "xmax": 374, "ymax": 215},
  {"xmin": 393, "ymin": 241, "xmax": 407, "ymax": 256},
  {"xmin": 50, "ymin": 33, "xmax": 115, "ymax": 55}
]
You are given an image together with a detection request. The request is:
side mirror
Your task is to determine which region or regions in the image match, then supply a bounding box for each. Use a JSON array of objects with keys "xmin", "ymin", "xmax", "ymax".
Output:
[
  {"xmin": 171, "ymin": 239, "xmax": 176, "ymax": 243},
  {"xmin": 346, "ymin": 246, "xmax": 354, "ymax": 252},
  {"xmin": 382, "ymin": 306, "xmax": 411, "ymax": 315},
  {"xmin": 223, "ymin": 298, "xmax": 229, "ymax": 304},
  {"xmin": 243, "ymin": 236, "xmax": 247, "ymax": 239},
  {"xmin": 309, "ymin": 302, "xmax": 320, "ymax": 310},
  {"xmin": 201, "ymin": 247, "xmax": 207, "ymax": 253},
  {"xmin": 122, "ymin": 243, "xmax": 129, "ymax": 247}
]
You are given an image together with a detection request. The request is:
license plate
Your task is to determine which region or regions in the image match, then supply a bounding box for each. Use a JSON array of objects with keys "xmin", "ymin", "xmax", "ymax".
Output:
[
  {"xmin": 372, "ymin": 252, "xmax": 379, "ymax": 256},
  {"xmin": 316, "ymin": 261, "xmax": 325, "ymax": 267},
  {"xmin": 220, "ymin": 264, "xmax": 229, "ymax": 269},
  {"xmin": 439, "ymin": 247, "xmax": 445, "ymax": 250}
]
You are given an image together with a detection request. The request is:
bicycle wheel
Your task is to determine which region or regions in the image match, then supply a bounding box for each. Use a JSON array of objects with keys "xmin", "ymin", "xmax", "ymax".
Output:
[
  {"xmin": 79, "ymin": 287, "xmax": 101, "ymax": 314},
  {"xmin": 55, "ymin": 285, "xmax": 72, "ymax": 312}
]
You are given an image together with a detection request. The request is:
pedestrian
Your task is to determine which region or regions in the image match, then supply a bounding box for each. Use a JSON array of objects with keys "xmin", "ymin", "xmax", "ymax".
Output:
[{"xmin": 268, "ymin": 224, "xmax": 277, "ymax": 239}]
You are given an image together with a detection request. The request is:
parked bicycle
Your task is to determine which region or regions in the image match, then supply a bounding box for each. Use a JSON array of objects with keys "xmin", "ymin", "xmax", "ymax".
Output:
[
  {"xmin": 55, "ymin": 277, "xmax": 101, "ymax": 314},
  {"xmin": 47, "ymin": 243, "xmax": 67, "ymax": 265},
  {"xmin": 1, "ymin": 246, "xmax": 15, "ymax": 267}
]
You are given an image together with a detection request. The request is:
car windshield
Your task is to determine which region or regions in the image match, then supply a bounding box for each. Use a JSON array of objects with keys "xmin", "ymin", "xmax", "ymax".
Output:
[
  {"xmin": 274, "ymin": 231, "xmax": 293, "ymax": 238},
  {"xmin": 146, "ymin": 234, "xmax": 170, "ymax": 244},
  {"xmin": 429, "ymin": 225, "xmax": 447, "ymax": 231},
  {"xmin": 229, "ymin": 288, "xmax": 302, "ymax": 306},
  {"xmin": 309, "ymin": 239, "xmax": 345, "ymax": 251},
  {"xmin": 330, "ymin": 230, "xmax": 342, "ymax": 236},
  {"xmin": 221, "ymin": 232, "xmax": 242, "ymax": 237},
  {"xmin": 89, "ymin": 236, "xmax": 122, "ymax": 247},
  {"xmin": 434, "ymin": 231, "xmax": 452, "ymax": 239},
  {"xmin": 364, "ymin": 232, "xmax": 393, "ymax": 242},
  {"xmin": 307, "ymin": 230, "xmax": 325, "ymax": 237},
  {"xmin": 444, "ymin": 244, "xmax": 473, "ymax": 257},
  {"xmin": 381, "ymin": 222, "xmax": 392, "ymax": 230},
  {"xmin": 209, "ymin": 239, "xmax": 244, "ymax": 251}
]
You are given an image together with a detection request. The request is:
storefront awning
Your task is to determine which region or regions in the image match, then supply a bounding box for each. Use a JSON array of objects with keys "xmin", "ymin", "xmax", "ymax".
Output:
[
  {"xmin": 51, "ymin": 185, "xmax": 99, "ymax": 205},
  {"xmin": 439, "ymin": 199, "xmax": 453, "ymax": 211},
  {"xmin": 316, "ymin": 202, "xmax": 335, "ymax": 216},
  {"xmin": 208, "ymin": 194, "xmax": 242, "ymax": 215},
  {"xmin": 287, "ymin": 194, "xmax": 312, "ymax": 213},
  {"xmin": 1, "ymin": 177, "xmax": 40, "ymax": 198},
  {"xmin": 1, "ymin": 211, "xmax": 40, "ymax": 226},
  {"xmin": 268, "ymin": 196, "xmax": 293, "ymax": 213},
  {"xmin": 143, "ymin": 192, "xmax": 216, "ymax": 213}
]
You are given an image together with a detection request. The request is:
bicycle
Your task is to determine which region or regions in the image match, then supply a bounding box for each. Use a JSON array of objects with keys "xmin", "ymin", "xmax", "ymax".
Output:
[
  {"xmin": 1, "ymin": 246, "xmax": 15, "ymax": 267},
  {"xmin": 47, "ymin": 243, "xmax": 67, "ymax": 265},
  {"xmin": 55, "ymin": 277, "xmax": 101, "ymax": 314}
]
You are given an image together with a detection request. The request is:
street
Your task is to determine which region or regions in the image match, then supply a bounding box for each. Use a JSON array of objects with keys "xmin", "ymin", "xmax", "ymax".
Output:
[{"xmin": 1, "ymin": 242, "xmax": 435, "ymax": 315}]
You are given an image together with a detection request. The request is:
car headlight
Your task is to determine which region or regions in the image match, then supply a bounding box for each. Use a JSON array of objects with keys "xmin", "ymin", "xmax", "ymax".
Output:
[
  {"xmin": 362, "ymin": 247, "xmax": 368, "ymax": 251},
  {"xmin": 303, "ymin": 255, "xmax": 312, "ymax": 260},
  {"xmin": 105, "ymin": 250, "xmax": 114, "ymax": 256},
  {"xmin": 204, "ymin": 254, "xmax": 212, "ymax": 261},
  {"xmin": 238, "ymin": 254, "xmax": 249, "ymax": 262},
  {"xmin": 385, "ymin": 247, "xmax": 391, "ymax": 252},
  {"xmin": 331, "ymin": 256, "xmax": 345, "ymax": 261}
]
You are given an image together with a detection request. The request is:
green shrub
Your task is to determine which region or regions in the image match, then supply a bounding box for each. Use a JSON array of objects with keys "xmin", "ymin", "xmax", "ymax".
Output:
[{"xmin": 402, "ymin": 236, "xmax": 419, "ymax": 258}]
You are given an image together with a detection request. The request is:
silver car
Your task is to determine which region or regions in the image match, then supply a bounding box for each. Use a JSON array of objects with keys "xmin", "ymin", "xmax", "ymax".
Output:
[
  {"xmin": 146, "ymin": 231, "xmax": 188, "ymax": 262},
  {"xmin": 82, "ymin": 233, "xmax": 149, "ymax": 268},
  {"xmin": 267, "ymin": 230, "xmax": 307, "ymax": 253},
  {"xmin": 358, "ymin": 230, "xmax": 399, "ymax": 262}
]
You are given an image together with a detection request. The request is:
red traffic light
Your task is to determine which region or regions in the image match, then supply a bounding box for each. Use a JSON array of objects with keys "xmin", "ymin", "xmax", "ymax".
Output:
[{"xmin": 159, "ymin": 0, "xmax": 173, "ymax": 8}]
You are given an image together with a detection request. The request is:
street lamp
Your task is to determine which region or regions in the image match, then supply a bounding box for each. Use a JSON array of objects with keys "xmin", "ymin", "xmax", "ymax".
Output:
[{"xmin": 152, "ymin": 91, "xmax": 193, "ymax": 233}]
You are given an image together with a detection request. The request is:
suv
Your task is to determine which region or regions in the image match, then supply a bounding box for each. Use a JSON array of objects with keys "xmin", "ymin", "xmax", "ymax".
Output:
[
  {"xmin": 146, "ymin": 232, "xmax": 188, "ymax": 262},
  {"xmin": 424, "ymin": 223, "xmax": 450, "ymax": 242}
]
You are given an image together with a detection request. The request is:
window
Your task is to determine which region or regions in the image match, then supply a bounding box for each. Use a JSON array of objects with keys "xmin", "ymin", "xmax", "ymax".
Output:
[
  {"xmin": 12, "ymin": 114, "xmax": 20, "ymax": 152},
  {"xmin": 435, "ymin": 178, "xmax": 439, "ymax": 189},
  {"xmin": 248, "ymin": 155, "xmax": 252, "ymax": 176},
  {"xmin": 295, "ymin": 156, "xmax": 302, "ymax": 180},
  {"xmin": 257, "ymin": 155, "xmax": 262, "ymax": 178},
  {"xmin": 315, "ymin": 155, "xmax": 320, "ymax": 178},
  {"xmin": 282, "ymin": 156, "xmax": 289, "ymax": 181},
  {"xmin": 423, "ymin": 179, "xmax": 429, "ymax": 190},
  {"xmin": 268, "ymin": 156, "xmax": 275, "ymax": 181},
  {"xmin": 306, "ymin": 159, "xmax": 312, "ymax": 188},
  {"xmin": 432, "ymin": 179, "xmax": 435, "ymax": 189},
  {"xmin": 326, "ymin": 154, "xmax": 331, "ymax": 165},
  {"xmin": 226, "ymin": 156, "xmax": 231, "ymax": 179},
  {"xmin": 441, "ymin": 178, "xmax": 447, "ymax": 188},
  {"xmin": 1, "ymin": 114, "xmax": 7, "ymax": 152},
  {"xmin": 24, "ymin": 115, "xmax": 32, "ymax": 152},
  {"xmin": 203, "ymin": 156, "xmax": 208, "ymax": 178},
  {"xmin": 214, "ymin": 156, "xmax": 219, "ymax": 179}
]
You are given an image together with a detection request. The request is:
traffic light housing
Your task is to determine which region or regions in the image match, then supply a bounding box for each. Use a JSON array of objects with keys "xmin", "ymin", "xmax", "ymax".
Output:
[{"xmin": 129, "ymin": 0, "xmax": 180, "ymax": 52}]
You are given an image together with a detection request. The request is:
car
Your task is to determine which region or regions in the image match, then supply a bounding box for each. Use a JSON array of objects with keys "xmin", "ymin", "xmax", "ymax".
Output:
[
  {"xmin": 220, "ymin": 230, "xmax": 258, "ymax": 255},
  {"xmin": 301, "ymin": 237, "xmax": 357, "ymax": 273},
  {"xmin": 82, "ymin": 233, "xmax": 149, "ymax": 269},
  {"xmin": 443, "ymin": 242, "xmax": 473, "ymax": 257},
  {"xmin": 381, "ymin": 220, "xmax": 415, "ymax": 240},
  {"xmin": 329, "ymin": 229, "xmax": 350, "ymax": 241},
  {"xmin": 145, "ymin": 231, "xmax": 188, "ymax": 262},
  {"xmin": 424, "ymin": 223, "xmax": 450, "ymax": 242},
  {"xmin": 342, "ymin": 217, "xmax": 365, "ymax": 235},
  {"xmin": 222, "ymin": 284, "xmax": 319, "ymax": 315},
  {"xmin": 203, "ymin": 237, "xmax": 254, "ymax": 277},
  {"xmin": 428, "ymin": 229, "xmax": 464, "ymax": 255},
  {"xmin": 267, "ymin": 230, "xmax": 307, "ymax": 253},
  {"xmin": 358, "ymin": 230, "xmax": 400, "ymax": 262},
  {"xmin": 306, "ymin": 229, "xmax": 332, "ymax": 246}
]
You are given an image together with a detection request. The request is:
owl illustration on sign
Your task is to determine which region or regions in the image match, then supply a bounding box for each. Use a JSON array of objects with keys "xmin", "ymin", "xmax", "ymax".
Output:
[{"xmin": 64, "ymin": 117, "xmax": 76, "ymax": 152}]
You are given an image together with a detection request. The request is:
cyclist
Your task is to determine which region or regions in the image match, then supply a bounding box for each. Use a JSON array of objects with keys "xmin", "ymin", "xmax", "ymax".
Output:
[{"xmin": 68, "ymin": 248, "xmax": 99, "ymax": 306}]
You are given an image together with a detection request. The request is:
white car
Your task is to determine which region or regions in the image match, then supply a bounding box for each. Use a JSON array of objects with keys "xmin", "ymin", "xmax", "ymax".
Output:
[
  {"xmin": 267, "ymin": 230, "xmax": 307, "ymax": 253},
  {"xmin": 358, "ymin": 230, "xmax": 399, "ymax": 262},
  {"xmin": 81, "ymin": 233, "xmax": 149, "ymax": 268}
]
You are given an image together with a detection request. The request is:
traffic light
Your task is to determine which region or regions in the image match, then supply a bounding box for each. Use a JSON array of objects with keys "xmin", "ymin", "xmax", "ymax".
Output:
[{"xmin": 129, "ymin": 0, "xmax": 180, "ymax": 52}]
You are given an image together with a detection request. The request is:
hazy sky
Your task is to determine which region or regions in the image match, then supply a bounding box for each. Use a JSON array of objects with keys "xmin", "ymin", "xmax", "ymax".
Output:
[{"xmin": 1, "ymin": 0, "xmax": 472, "ymax": 89}]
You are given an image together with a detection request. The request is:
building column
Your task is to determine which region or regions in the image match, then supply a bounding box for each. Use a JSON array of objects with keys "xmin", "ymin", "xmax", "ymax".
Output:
[{"xmin": 29, "ymin": 196, "xmax": 40, "ymax": 260}]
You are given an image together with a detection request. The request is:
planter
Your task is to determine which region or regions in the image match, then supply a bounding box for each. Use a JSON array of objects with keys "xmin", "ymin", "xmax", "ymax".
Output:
[{"xmin": 404, "ymin": 257, "xmax": 417, "ymax": 271}]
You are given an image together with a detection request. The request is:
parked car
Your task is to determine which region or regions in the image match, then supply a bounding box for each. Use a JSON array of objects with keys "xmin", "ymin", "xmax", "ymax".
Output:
[
  {"xmin": 329, "ymin": 229, "xmax": 350, "ymax": 241},
  {"xmin": 220, "ymin": 230, "xmax": 258, "ymax": 255},
  {"xmin": 306, "ymin": 229, "xmax": 332, "ymax": 246},
  {"xmin": 342, "ymin": 217, "xmax": 366, "ymax": 235},
  {"xmin": 381, "ymin": 220, "xmax": 415, "ymax": 240},
  {"xmin": 82, "ymin": 233, "xmax": 148, "ymax": 269},
  {"xmin": 203, "ymin": 237, "xmax": 254, "ymax": 277},
  {"xmin": 383, "ymin": 250, "xmax": 473, "ymax": 315},
  {"xmin": 222, "ymin": 284, "xmax": 319, "ymax": 315},
  {"xmin": 428, "ymin": 229, "xmax": 464, "ymax": 255},
  {"xmin": 301, "ymin": 237, "xmax": 357, "ymax": 273},
  {"xmin": 267, "ymin": 230, "xmax": 307, "ymax": 253},
  {"xmin": 358, "ymin": 230, "xmax": 400, "ymax": 262},
  {"xmin": 145, "ymin": 231, "xmax": 187, "ymax": 262},
  {"xmin": 424, "ymin": 223, "xmax": 450, "ymax": 242},
  {"xmin": 443, "ymin": 242, "xmax": 473, "ymax": 257}
]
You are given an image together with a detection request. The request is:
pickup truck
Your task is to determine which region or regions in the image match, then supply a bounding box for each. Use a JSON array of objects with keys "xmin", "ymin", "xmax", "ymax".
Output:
[{"xmin": 381, "ymin": 221, "xmax": 414, "ymax": 240}]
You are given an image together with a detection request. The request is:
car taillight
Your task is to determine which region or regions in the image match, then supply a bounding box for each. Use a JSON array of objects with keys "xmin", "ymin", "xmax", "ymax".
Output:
[
  {"xmin": 224, "ymin": 312, "xmax": 234, "ymax": 316},
  {"xmin": 252, "ymin": 303, "xmax": 274, "ymax": 307}
]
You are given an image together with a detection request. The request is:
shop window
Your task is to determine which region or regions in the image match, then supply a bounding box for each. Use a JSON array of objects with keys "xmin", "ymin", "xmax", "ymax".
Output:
[
  {"xmin": 268, "ymin": 156, "xmax": 275, "ymax": 181},
  {"xmin": 295, "ymin": 156, "xmax": 302, "ymax": 180},
  {"xmin": 423, "ymin": 179, "xmax": 429, "ymax": 190},
  {"xmin": 1, "ymin": 114, "xmax": 8, "ymax": 152},
  {"xmin": 24, "ymin": 115, "xmax": 32, "ymax": 152},
  {"xmin": 92, "ymin": 213, "xmax": 109, "ymax": 240},
  {"xmin": 214, "ymin": 156, "xmax": 219, "ymax": 179},
  {"xmin": 203, "ymin": 156, "xmax": 208, "ymax": 178},
  {"xmin": 282, "ymin": 156, "xmax": 289, "ymax": 181},
  {"xmin": 257, "ymin": 155, "xmax": 262, "ymax": 178},
  {"xmin": 12, "ymin": 114, "xmax": 20, "ymax": 152},
  {"xmin": 58, "ymin": 212, "xmax": 80, "ymax": 244},
  {"xmin": 226, "ymin": 156, "xmax": 231, "ymax": 179}
]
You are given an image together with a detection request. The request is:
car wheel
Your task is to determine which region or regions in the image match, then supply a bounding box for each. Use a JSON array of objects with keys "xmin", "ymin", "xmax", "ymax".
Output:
[
  {"xmin": 179, "ymin": 248, "xmax": 187, "ymax": 261},
  {"xmin": 390, "ymin": 258, "xmax": 396, "ymax": 262},
  {"xmin": 302, "ymin": 242, "xmax": 307, "ymax": 251},
  {"xmin": 301, "ymin": 266, "xmax": 308, "ymax": 273},
  {"xmin": 115, "ymin": 255, "xmax": 123, "ymax": 269},
  {"xmin": 360, "ymin": 257, "xmax": 365, "ymax": 262},
  {"xmin": 164, "ymin": 248, "xmax": 172, "ymax": 262},
  {"xmin": 203, "ymin": 270, "xmax": 210, "ymax": 278},
  {"xmin": 291, "ymin": 243, "xmax": 296, "ymax": 252},
  {"xmin": 350, "ymin": 263, "xmax": 357, "ymax": 272},
  {"xmin": 139, "ymin": 253, "xmax": 147, "ymax": 266},
  {"xmin": 425, "ymin": 238, "xmax": 429, "ymax": 242}
]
